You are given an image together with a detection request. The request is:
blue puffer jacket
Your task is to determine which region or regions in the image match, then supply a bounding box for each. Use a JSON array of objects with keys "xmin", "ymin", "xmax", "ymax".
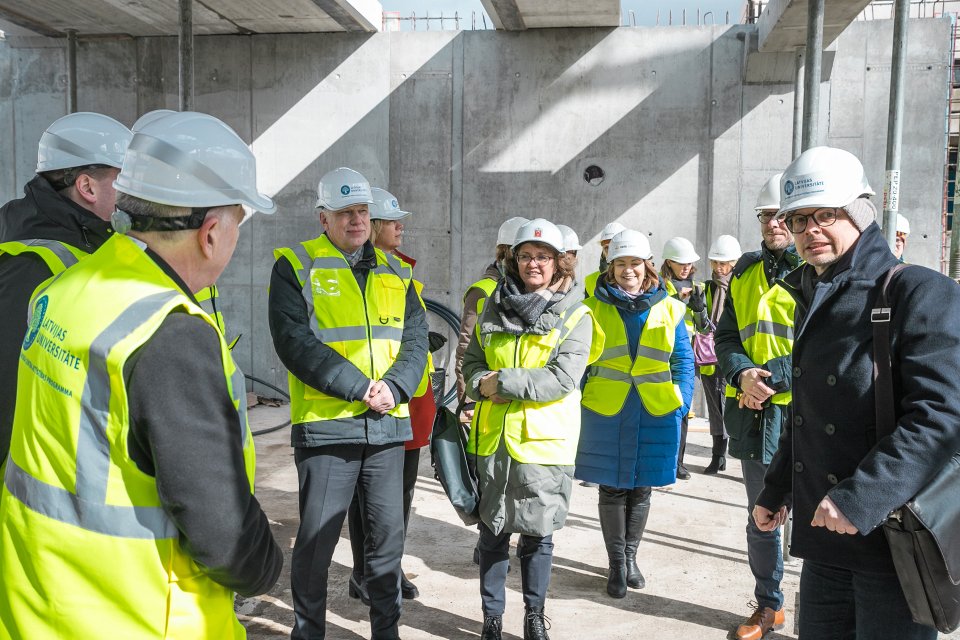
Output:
[{"xmin": 575, "ymin": 279, "xmax": 695, "ymax": 488}]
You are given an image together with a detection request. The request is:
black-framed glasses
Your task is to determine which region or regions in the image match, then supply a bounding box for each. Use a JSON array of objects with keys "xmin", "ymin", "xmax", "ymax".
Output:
[
  {"xmin": 756, "ymin": 211, "xmax": 780, "ymax": 225},
  {"xmin": 783, "ymin": 208, "xmax": 840, "ymax": 234}
]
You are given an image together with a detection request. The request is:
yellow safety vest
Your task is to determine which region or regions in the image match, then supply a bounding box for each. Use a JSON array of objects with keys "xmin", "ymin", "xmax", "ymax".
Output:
[
  {"xmin": 584, "ymin": 270, "xmax": 601, "ymax": 298},
  {"xmin": 0, "ymin": 233, "xmax": 255, "ymax": 639},
  {"xmin": 0, "ymin": 238, "xmax": 87, "ymax": 273},
  {"xmin": 582, "ymin": 295, "xmax": 687, "ymax": 417},
  {"xmin": 724, "ymin": 260, "xmax": 795, "ymax": 405},
  {"xmin": 411, "ymin": 278, "xmax": 434, "ymax": 398},
  {"xmin": 195, "ymin": 285, "xmax": 240, "ymax": 350},
  {"xmin": 273, "ymin": 235, "xmax": 412, "ymax": 424},
  {"xmin": 463, "ymin": 276, "xmax": 497, "ymax": 314},
  {"xmin": 663, "ymin": 278, "xmax": 702, "ymax": 337},
  {"xmin": 466, "ymin": 304, "xmax": 603, "ymax": 465}
]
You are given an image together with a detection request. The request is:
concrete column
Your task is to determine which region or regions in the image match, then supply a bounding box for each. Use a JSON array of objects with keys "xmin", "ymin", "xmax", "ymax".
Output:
[
  {"xmin": 801, "ymin": 0, "xmax": 824, "ymax": 151},
  {"xmin": 882, "ymin": 0, "xmax": 910, "ymax": 250},
  {"xmin": 792, "ymin": 47, "xmax": 804, "ymax": 160},
  {"xmin": 66, "ymin": 29, "xmax": 78, "ymax": 113},
  {"xmin": 178, "ymin": 0, "xmax": 194, "ymax": 111}
]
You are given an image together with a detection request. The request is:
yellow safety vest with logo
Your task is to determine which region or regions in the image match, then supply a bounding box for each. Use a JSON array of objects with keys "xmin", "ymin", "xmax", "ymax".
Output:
[
  {"xmin": 0, "ymin": 237, "xmax": 87, "ymax": 273},
  {"xmin": 724, "ymin": 260, "xmax": 795, "ymax": 405},
  {"xmin": 582, "ymin": 295, "xmax": 687, "ymax": 417},
  {"xmin": 0, "ymin": 233, "xmax": 255, "ymax": 639},
  {"xmin": 463, "ymin": 276, "xmax": 497, "ymax": 314},
  {"xmin": 273, "ymin": 234, "xmax": 412, "ymax": 425},
  {"xmin": 663, "ymin": 277, "xmax": 702, "ymax": 337},
  {"xmin": 466, "ymin": 304, "xmax": 603, "ymax": 465}
]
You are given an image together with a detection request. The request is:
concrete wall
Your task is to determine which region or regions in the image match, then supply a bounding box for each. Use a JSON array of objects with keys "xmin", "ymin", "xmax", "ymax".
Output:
[{"xmin": 0, "ymin": 19, "xmax": 951, "ymax": 387}]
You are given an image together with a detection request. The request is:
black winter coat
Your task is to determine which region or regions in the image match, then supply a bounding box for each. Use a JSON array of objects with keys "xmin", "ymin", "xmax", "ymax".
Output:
[
  {"xmin": 756, "ymin": 223, "xmax": 960, "ymax": 572},
  {"xmin": 0, "ymin": 175, "xmax": 114, "ymax": 464}
]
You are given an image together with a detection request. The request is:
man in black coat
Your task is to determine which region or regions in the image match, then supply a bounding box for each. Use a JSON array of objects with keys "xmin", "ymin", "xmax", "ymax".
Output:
[
  {"xmin": 0, "ymin": 112, "xmax": 132, "ymax": 467},
  {"xmin": 754, "ymin": 146, "xmax": 960, "ymax": 639}
]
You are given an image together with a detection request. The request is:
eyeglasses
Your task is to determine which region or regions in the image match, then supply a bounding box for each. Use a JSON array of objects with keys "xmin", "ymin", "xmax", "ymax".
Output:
[
  {"xmin": 782, "ymin": 208, "xmax": 840, "ymax": 234},
  {"xmin": 516, "ymin": 253, "xmax": 555, "ymax": 265},
  {"xmin": 756, "ymin": 211, "xmax": 781, "ymax": 225}
]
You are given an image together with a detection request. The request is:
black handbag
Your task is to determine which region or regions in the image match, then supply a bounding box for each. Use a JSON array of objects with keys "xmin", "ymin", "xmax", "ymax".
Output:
[
  {"xmin": 872, "ymin": 264, "xmax": 960, "ymax": 633},
  {"xmin": 429, "ymin": 400, "xmax": 481, "ymax": 526}
]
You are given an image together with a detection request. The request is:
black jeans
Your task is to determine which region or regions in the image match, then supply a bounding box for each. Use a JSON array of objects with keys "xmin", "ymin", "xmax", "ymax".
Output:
[
  {"xmin": 798, "ymin": 560, "xmax": 937, "ymax": 640},
  {"xmin": 478, "ymin": 522, "xmax": 553, "ymax": 616},
  {"xmin": 350, "ymin": 448, "xmax": 421, "ymax": 577},
  {"xmin": 291, "ymin": 443, "xmax": 405, "ymax": 640}
]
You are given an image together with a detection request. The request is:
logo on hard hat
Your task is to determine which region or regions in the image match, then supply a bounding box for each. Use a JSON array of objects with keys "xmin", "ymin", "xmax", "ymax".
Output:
[
  {"xmin": 784, "ymin": 180, "xmax": 795, "ymax": 196},
  {"xmin": 391, "ymin": 199, "xmax": 398, "ymax": 208},
  {"xmin": 341, "ymin": 185, "xmax": 351, "ymax": 196},
  {"xmin": 534, "ymin": 228, "xmax": 543, "ymax": 238}
]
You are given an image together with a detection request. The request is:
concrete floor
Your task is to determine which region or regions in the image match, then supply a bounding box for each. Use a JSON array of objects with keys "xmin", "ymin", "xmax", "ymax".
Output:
[{"xmin": 239, "ymin": 404, "xmax": 810, "ymax": 639}]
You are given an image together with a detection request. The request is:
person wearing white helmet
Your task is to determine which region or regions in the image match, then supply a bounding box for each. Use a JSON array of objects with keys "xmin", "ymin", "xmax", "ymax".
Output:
[
  {"xmin": 894, "ymin": 213, "xmax": 910, "ymax": 261},
  {"xmin": 269, "ymin": 168, "xmax": 428, "ymax": 640},
  {"xmin": 0, "ymin": 111, "xmax": 282, "ymax": 637},
  {"xmin": 462, "ymin": 218, "xmax": 602, "ymax": 640},
  {"xmin": 575, "ymin": 230, "xmax": 694, "ymax": 600},
  {"xmin": 754, "ymin": 147, "xmax": 960, "ymax": 640},
  {"xmin": 455, "ymin": 216, "xmax": 528, "ymax": 406},
  {"xmin": 346, "ymin": 187, "xmax": 429, "ymax": 604},
  {"xmin": 0, "ymin": 112, "xmax": 133, "ymax": 470},
  {"xmin": 698, "ymin": 234, "xmax": 743, "ymax": 475},
  {"xmin": 715, "ymin": 171, "xmax": 799, "ymax": 640},
  {"xmin": 584, "ymin": 221, "xmax": 627, "ymax": 297},
  {"xmin": 658, "ymin": 236, "xmax": 709, "ymax": 480},
  {"xmin": 556, "ymin": 224, "xmax": 582, "ymax": 257}
]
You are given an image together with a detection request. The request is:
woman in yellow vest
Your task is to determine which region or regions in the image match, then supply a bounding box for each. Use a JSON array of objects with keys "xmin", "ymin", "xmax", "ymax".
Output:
[
  {"xmin": 658, "ymin": 235, "xmax": 709, "ymax": 480},
  {"xmin": 700, "ymin": 234, "xmax": 743, "ymax": 474},
  {"xmin": 462, "ymin": 218, "xmax": 602, "ymax": 640},
  {"xmin": 347, "ymin": 187, "xmax": 432, "ymax": 603},
  {"xmin": 576, "ymin": 230, "xmax": 695, "ymax": 599}
]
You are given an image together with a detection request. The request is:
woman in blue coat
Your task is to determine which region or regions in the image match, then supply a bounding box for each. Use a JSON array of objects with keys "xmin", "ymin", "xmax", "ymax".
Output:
[{"xmin": 576, "ymin": 229, "xmax": 695, "ymax": 598}]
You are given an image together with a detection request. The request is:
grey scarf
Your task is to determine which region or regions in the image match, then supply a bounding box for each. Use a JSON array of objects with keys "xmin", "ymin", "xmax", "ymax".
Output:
[{"xmin": 494, "ymin": 275, "xmax": 566, "ymax": 335}]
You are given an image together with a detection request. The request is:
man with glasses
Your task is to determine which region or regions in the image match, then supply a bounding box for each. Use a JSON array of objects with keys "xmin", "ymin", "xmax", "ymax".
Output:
[
  {"xmin": 753, "ymin": 147, "xmax": 960, "ymax": 639},
  {"xmin": 715, "ymin": 172, "xmax": 800, "ymax": 640}
]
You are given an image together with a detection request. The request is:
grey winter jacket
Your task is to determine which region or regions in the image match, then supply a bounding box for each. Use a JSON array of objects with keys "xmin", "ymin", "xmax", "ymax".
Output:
[{"xmin": 462, "ymin": 277, "xmax": 594, "ymax": 536}]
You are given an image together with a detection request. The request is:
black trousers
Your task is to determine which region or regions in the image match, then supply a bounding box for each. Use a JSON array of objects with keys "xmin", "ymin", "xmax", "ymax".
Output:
[
  {"xmin": 291, "ymin": 443, "xmax": 405, "ymax": 640},
  {"xmin": 478, "ymin": 522, "xmax": 554, "ymax": 616},
  {"xmin": 350, "ymin": 448, "xmax": 421, "ymax": 577}
]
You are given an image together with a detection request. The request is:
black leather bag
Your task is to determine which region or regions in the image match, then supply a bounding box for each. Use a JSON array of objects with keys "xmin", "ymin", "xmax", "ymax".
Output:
[
  {"xmin": 873, "ymin": 264, "xmax": 960, "ymax": 633},
  {"xmin": 429, "ymin": 401, "xmax": 480, "ymax": 526}
]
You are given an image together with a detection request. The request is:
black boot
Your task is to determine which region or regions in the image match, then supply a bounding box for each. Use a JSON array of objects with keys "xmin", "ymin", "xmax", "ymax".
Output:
[
  {"xmin": 624, "ymin": 489, "xmax": 650, "ymax": 589},
  {"xmin": 598, "ymin": 500, "xmax": 628, "ymax": 598},
  {"xmin": 400, "ymin": 571, "xmax": 419, "ymax": 599},
  {"xmin": 347, "ymin": 571, "xmax": 371, "ymax": 606},
  {"xmin": 524, "ymin": 607, "xmax": 551, "ymax": 640},
  {"xmin": 703, "ymin": 455, "xmax": 727, "ymax": 474},
  {"xmin": 481, "ymin": 615, "xmax": 502, "ymax": 640}
]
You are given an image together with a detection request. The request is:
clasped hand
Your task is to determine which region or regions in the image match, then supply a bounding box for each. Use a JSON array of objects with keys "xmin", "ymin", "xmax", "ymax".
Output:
[
  {"xmin": 364, "ymin": 380, "xmax": 396, "ymax": 414},
  {"xmin": 479, "ymin": 372, "xmax": 509, "ymax": 404},
  {"xmin": 738, "ymin": 367, "xmax": 775, "ymax": 410}
]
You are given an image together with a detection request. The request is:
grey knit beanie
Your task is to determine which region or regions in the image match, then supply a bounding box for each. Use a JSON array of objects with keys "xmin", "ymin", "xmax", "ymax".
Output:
[{"xmin": 843, "ymin": 197, "xmax": 876, "ymax": 231}]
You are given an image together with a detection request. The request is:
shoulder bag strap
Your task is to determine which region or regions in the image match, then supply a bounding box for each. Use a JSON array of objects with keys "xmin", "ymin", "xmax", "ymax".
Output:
[{"xmin": 872, "ymin": 263, "xmax": 911, "ymax": 440}]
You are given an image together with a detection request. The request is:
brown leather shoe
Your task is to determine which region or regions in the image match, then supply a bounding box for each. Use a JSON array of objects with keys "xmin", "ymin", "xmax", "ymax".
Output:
[{"xmin": 735, "ymin": 604, "xmax": 785, "ymax": 640}]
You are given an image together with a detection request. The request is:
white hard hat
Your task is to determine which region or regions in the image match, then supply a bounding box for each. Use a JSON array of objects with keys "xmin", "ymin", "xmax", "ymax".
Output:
[
  {"xmin": 316, "ymin": 167, "xmax": 374, "ymax": 210},
  {"xmin": 755, "ymin": 172, "xmax": 784, "ymax": 211},
  {"xmin": 37, "ymin": 112, "xmax": 133, "ymax": 172},
  {"xmin": 496, "ymin": 216, "xmax": 529, "ymax": 246},
  {"xmin": 369, "ymin": 187, "xmax": 411, "ymax": 221},
  {"xmin": 556, "ymin": 224, "xmax": 581, "ymax": 251},
  {"xmin": 113, "ymin": 111, "xmax": 276, "ymax": 214},
  {"xmin": 896, "ymin": 213, "xmax": 911, "ymax": 236},
  {"xmin": 779, "ymin": 146, "xmax": 875, "ymax": 215},
  {"xmin": 662, "ymin": 236, "xmax": 700, "ymax": 264},
  {"xmin": 606, "ymin": 230, "xmax": 653, "ymax": 262},
  {"xmin": 600, "ymin": 221, "xmax": 627, "ymax": 242},
  {"xmin": 707, "ymin": 235, "xmax": 742, "ymax": 262},
  {"xmin": 132, "ymin": 109, "xmax": 176, "ymax": 133},
  {"xmin": 512, "ymin": 218, "xmax": 565, "ymax": 254}
]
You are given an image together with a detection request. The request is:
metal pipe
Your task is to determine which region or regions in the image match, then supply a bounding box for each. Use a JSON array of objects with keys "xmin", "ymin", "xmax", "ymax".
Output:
[
  {"xmin": 65, "ymin": 29, "xmax": 78, "ymax": 113},
  {"xmin": 801, "ymin": 0, "xmax": 824, "ymax": 150},
  {"xmin": 178, "ymin": 0, "xmax": 193, "ymax": 112},
  {"xmin": 793, "ymin": 48, "xmax": 805, "ymax": 160},
  {"xmin": 882, "ymin": 0, "xmax": 911, "ymax": 250}
]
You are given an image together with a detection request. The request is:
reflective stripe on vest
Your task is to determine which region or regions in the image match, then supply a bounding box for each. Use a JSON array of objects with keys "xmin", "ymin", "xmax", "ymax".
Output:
[
  {"xmin": 466, "ymin": 303, "xmax": 604, "ymax": 465},
  {"xmin": 0, "ymin": 238, "xmax": 86, "ymax": 274},
  {"xmin": 1, "ymin": 233, "xmax": 252, "ymax": 638},
  {"xmin": 273, "ymin": 235, "xmax": 411, "ymax": 424},
  {"xmin": 582, "ymin": 295, "xmax": 686, "ymax": 417},
  {"xmin": 724, "ymin": 260, "xmax": 795, "ymax": 405}
]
